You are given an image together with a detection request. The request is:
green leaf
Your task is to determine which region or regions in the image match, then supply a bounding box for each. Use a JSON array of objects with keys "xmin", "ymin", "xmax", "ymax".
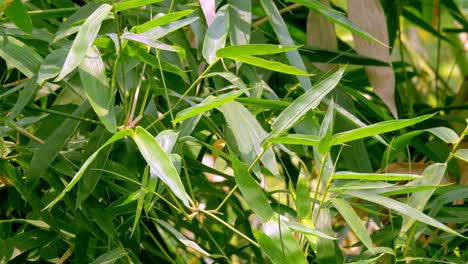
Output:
[
  {"xmin": 56, "ymin": 4, "xmax": 112, "ymax": 81},
  {"xmin": 78, "ymin": 46, "xmax": 117, "ymax": 133},
  {"xmin": 0, "ymin": 36, "xmax": 42, "ymax": 77},
  {"xmin": 140, "ymin": 16, "xmax": 199, "ymax": 40},
  {"xmin": 29, "ymin": 103, "xmax": 91, "ymax": 190},
  {"xmin": 5, "ymin": 75, "xmax": 39, "ymax": 124},
  {"xmin": 90, "ymin": 248, "xmax": 128, "ymax": 264},
  {"xmin": 289, "ymin": 0, "xmax": 386, "ymax": 46},
  {"xmin": 331, "ymin": 198, "xmax": 374, "ymax": 253},
  {"xmin": 204, "ymin": 72, "xmax": 249, "ymax": 92},
  {"xmin": 43, "ymin": 129, "xmax": 131, "ymax": 210},
  {"xmin": 4, "ymin": 0, "xmax": 33, "ymax": 34},
  {"xmin": 254, "ymin": 219, "xmax": 308, "ymax": 264},
  {"xmin": 294, "ymin": 168, "xmax": 312, "ymax": 219},
  {"xmin": 37, "ymin": 48, "xmax": 68, "ymax": 84},
  {"xmin": 113, "ymin": 0, "xmax": 163, "ymax": 12},
  {"xmin": 401, "ymin": 163, "xmax": 447, "ymax": 235},
  {"xmin": 300, "ymin": 46, "xmax": 389, "ymax": 66},
  {"xmin": 345, "ymin": 189, "xmax": 464, "ymax": 238},
  {"xmin": 132, "ymin": 166, "xmax": 150, "ymax": 235},
  {"xmin": 225, "ymin": 55, "xmax": 310, "ymax": 76},
  {"xmin": 122, "ymin": 33, "xmax": 183, "ymax": 54},
  {"xmin": 332, "ymin": 171, "xmax": 422, "ymax": 181},
  {"xmin": 173, "ymin": 90, "xmax": 245, "ymax": 124},
  {"xmin": 131, "ymin": 127, "xmax": 190, "ymax": 207},
  {"xmin": 228, "ymin": 0, "xmax": 251, "ymax": 46},
  {"xmin": 270, "ymin": 67, "xmax": 344, "ymax": 137},
  {"xmin": 156, "ymin": 219, "xmax": 210, "ymax": 256},
  {"xmin": 425, "ymin": 127, "xmax": 459, "ymax": 144},
  {"xmin": 132, "ymin": 9, "xmax": 195, "ymax": 33},
  {"xmin": 284, "ymin": 221, "xmax": 337, "ymax": 240},
  {"xmin": 454, "ymin": 149, "xmax": 468, "ymax": 162},
  {"xmin": 217, "ymin": 44, "xmax": 300, "ymax": 57},
  {"xmin": 233, "ymin": 158, "xmax": 274, "ymax": 222},
  {"xmin": 402, "ymin": 9, "xmax": 452, "ymax": 44},
  {"xmin": 219, "ymin": 101, "xmax": 279, "ymax": 177},
  {"xmin": 331, "ymin": 113, "xmax": 435, "ymax": 146},
  {"xmin": 202, "ymin": 5, "xmax": 229, "ymax": 63},
  {"xmin": 260, "ymin": 0, "xmax": 312, "ymax": 90}
]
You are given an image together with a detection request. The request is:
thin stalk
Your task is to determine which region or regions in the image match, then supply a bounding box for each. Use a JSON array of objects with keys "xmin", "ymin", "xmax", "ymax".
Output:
[
  {"xmin": 26, "ymin": 106, "xmax": 102, "ymax": 126},
  {"xmin": 214, "ymin": 142, "xmax": 272, "ymax": 212},
  {"xmin": 254, "ymin": 3, "xmax": 302, "ymax": 27},
  {"xmin": 446, "ymin": 123, "xmax": 468, "ymax": 164},
  {"xmin": 199, "ymin": 222, "xmax": 229, "ymax": 259},
  {"xmin": 156, "ymin": 49, "xmax": 174, "ymax": 122},
  {"xmin": 434, "ymin": 0, "xmax": 442, "ymax": 107},
  {"xmin": 201, "ymin": 209, "xmax": 260, "ymax": 248},
  {"xmin": 310, "ymin": 152, "xmax": 328, "ymax": 220},
  {"xmin": 179, "ymin": 144, "xmax": 195, "ymax": 202},
  {"xmin": 143, "ymin": 223, "xmax": 177, "ymax": 264},
  {"xmin": 145, "ymin": 59, "xmax": 220, "ymax": 130},
  {"xmin": 126, "ymin": 63, "xmax": 147, "ymax": 127}
]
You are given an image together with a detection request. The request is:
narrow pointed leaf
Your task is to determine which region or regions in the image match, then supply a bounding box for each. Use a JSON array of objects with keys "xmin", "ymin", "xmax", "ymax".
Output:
[
  {"xmin": 271, "ymin": 67, "xmax": 344, "ymax": 137},
  {"xmin": 332, "ymin": 171, "xmax": 422, "ymax": 181},
  {"xmin": 202, "ymin": 5, "xmax": 229, "ymax": 63},
  {"xmin": 219, "ymin": 101, "xmax": 279, "ymax": 177},
  {"xmin": 6, "ymin": 75, "xmax": 39, "ymax": 124},
  {"xmin": 284, "ymin": 221, "xmax": 337, "ymax": 240},
  {"xmin": 331, "ymin": 198, "xmax": 374, "ymax": 253},
  {"xmin": 290, "ymin": 0, "xmax": 385, "ymax": 46},
  {"xmin": 79, "ymin": 46, "xmax": 117, "ymax": 133},
  {"xmin": 56, "ymin": 4, "xmax": 112, "ymax": 81},
  {"xmin": 90, "ymin": 249, "xmax": 128, "ymax": 264},
  {"xmin": 331, "ymin": 113, "xmax": 435, "ymax": 145},
  {"xmin": 141, "ymin": 17, "xmax": 199, "ymax": 40},
  {"xmin": 401, "ymin": 163, "xmax": 447, "ymax": 234},
  {"xmin": 157, "ymin": 219, "xmax": 210, "ymax": 256},
  {"xmin": 217, "ymin": 44, "xmax": 300, "ymax": 57},
  {"xmin": 346, "ymin": 190, "xmax": 464, "ymax": 237},
  {"xmin": 0, "ymin": 36, "xmax": 42, "ymax": 77},
  {"xmin": 133, "ymin": 9, "xmax": 195, "ymax": 33},
  {"xmin": 44, "ymin": 129, "xmax": 131, "ymax": 210},
  {"xmin": 268, "ymin": 134, "xmax": 320, "ymax": 146},
  {"xmin": 225, "ymin": 55, "xmax": 310, "ymax": 76},
  {"xmin": 204, "ymin": 72, "xmax": 249, "ymax": 91},
  {"xmin": 254, "ymin": 219, "xmax": 308, "ymax": 264},
  {"xmin": 113, "ymin": 0, "xmax": 163, "ymax": 12},
  {"xmin": 228, "ymin": 0, "xmax": 251, "ymax": 46},
  {"xmin": 173, "ymin": 90, "xmax": 245, "ymax": 124},
  {"xmin": 454, "ymin": 149, "xmax": 468, "ymax": 162},
  {"xmin": 233, "ymin": 158, "xmax": 274, "ymax": 222},
  {"xmin": 132, "ymin": 166, "xmax": 150, "ymax": 235},
  {"xmin": 4, "ymin": 0, "xmax": 33, "ymax": 34},
  {"xmin": 260, "ymin": 0, "xmax": 312, "ymax": 90},
  {"xmin": 132, "ymin": 127, "xmax": 190, "ymax": 207}
]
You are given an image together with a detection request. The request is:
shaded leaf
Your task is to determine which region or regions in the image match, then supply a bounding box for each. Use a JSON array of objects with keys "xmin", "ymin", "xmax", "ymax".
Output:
[
  {"xmin": 113, "ymin": 0, "xmax": 163, "ymax": 12},
  {"xmin": 157, "ymin": 219, "xmax": 210, "ymax": 256},
  {"xmin": 56, "ymin": 4, "xmax": 112, "ymax": 81},
  {"xmin": 4, "ymin": 0, "xmax": 33, "ymax": 34},
  {"xmin": 202, "ymin": 5, "xmax": 229, "ymax": 63},
  {"xmin": 90, "ymin": 248, "xmax": 128, "ymax": 264}
]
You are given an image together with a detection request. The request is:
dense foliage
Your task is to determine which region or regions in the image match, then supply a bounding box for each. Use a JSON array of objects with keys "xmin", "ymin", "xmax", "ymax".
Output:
[{"xmin": 1, "ymin": 0, "xmax": 467, "ymax": 263}]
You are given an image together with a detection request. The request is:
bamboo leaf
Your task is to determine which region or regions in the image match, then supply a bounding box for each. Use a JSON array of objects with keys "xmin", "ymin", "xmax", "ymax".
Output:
[
  {"xmin": 254, "ymin": 218, "xmax": 308, "ymax": 264},
  {"xmin": 270, "ymin": 67, "xmax": 344, "ymax": 137},
  {"xmin": 401, "ymin": 163, "xmax": 447, "ymax": 235},
  {"xmin": 454, "ymin": 149, "xmax": 468, "ymax": 162},
  {"xmin": 44, "ymin": 129, "xmax": 131, "ymax": 210},
  {"xmin": 331, "ymin": 113, "xmax": 435, "ymax": 146},
  {"xmin": 131, "ymin": 127, "xmax": 190, "ymax": 207},
  {"xmin": 141, "ymin": 17, "xmax": 199, "ymax": 40},
  {"xmin": 113, "ymin": 0, "xmax": 163, "ymax": 12},
  {"xmin": 331, "ymin": 198, "xmax": 374, "ymax": 253},
  {"xmin": 228, "ymin": 0, "xmax": 251, "ymax": 46},
  {"xmin": 233, "ymin": 158, "xmax": 274, "ymax": 222},
  {"xmin": 346, "ymin": 189, "xmax": 464, "ymax": 238},
  {"xmin": 78, "ymin": 46, "xmax": 117, "ymax": 133},
  {"xmin": 90, "ymin": 248, "xmax": 128, "ymax": 264},
  {"xmin": 55, "ymin": 4, "xmax": 112, "ymax": 81},
  {"xmin": 157, "ymin": 219, "xmax": 210, "ymax": 256},
  {"xmin": 222, "ymin": 55, "xmax": 311, "ymax": 76},
  {"xmin": 217, "ymin": 44, "xmax": 300, "ymax": 57},
  {"xmin": 132, "ymin": 9, "xmax": 195, "ymax": 33},
  {"xmin": 284, "ymin": 221, "xmax": 337, "ymax": 240},
  {"xmin": 0, "ymin": 36, "xmax": 42, "ymax": 77},
  {"xmin": 332, "ymin": 171, "xmax": 422, "ymax": 181},
  {"xmin": 202, "ymin": 5, "xmax": 229, "ymax": 63},
  {"xmin": 173, "ymin": 90, "xmax": 245, "ymax": 124},
  {"xmin": 219, "ymin": 101, "xmax": 279, "ymax": 177},
  {"xmin": 268, "ymin": 134, "xmax": 319, "ymax": 146},
  {"xmin": 260, "ymin": 0, "xmax": 312, "ymax": 90},
  {"xmin": 199, "ymin": 0, "xmax": 216, "ymax": 26},
  {"xmin": 4, "ymin": 0, "xmax": 33, "ymax": 34},
  {"xmin": 348, "ymin": 0, "xmax": 397, "ymax": 117}
]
